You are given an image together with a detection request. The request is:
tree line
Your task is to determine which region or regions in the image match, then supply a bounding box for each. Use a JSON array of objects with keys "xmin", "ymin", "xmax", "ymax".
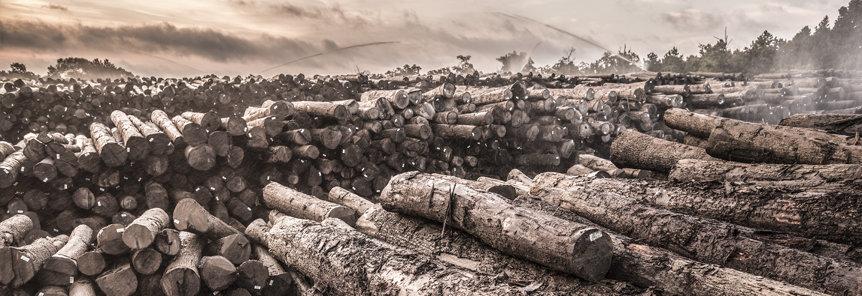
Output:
[{"xmin": 646, "ymin": 0, "xmax": 862, "ymax": 74}]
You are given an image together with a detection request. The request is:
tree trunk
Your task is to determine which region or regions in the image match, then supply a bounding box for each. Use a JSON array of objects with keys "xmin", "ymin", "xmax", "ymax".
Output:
[
  {"xmin": 131, "ymin": 247, "xmax": 162, "ymax": 275},
  {"xmin": 379, "ymin": 172, "xmax": 612, "ymax": 282},
  {"xmin": 0, "ymin": 214, "xmax": 33, "ymax": 246},
  {"xmin": 779, "ymin": 113, "xmax": 862, "ymax": 135},
  {"xmin": 0, "ymin": 235, "xmax": 69, "ymax": 287},
  {"xmin": 89, "ymin": 122, "xmax": 127, "ymax": 167},
  {"xmin": 161, "ymin": 231, "xmax": 202, "ymax": 296},
  {"xmin": 246, "ymin": 217, "xmax": 523, "ymax": 296},
  {"xmin": 110, "ymin": 110, "xmax": 150, "ymax": 160},
  {"xmin": 669, "ymin": 159, "xmax": 862, "ymax": 186},
  {"xmin": 122, "ymin": 208, "xmax": 169, "ymax": 249},
  {"xmin": 39, "ymin": 225, "xmax": 93, "ymax": 286},
  {"xmin": 95, "ymin": 262, "xmax": 137, "ymax": 296},
  {"xmin": 610, "ymin": 129, "xmax": 717, "ymax": 172},
  {"xmin": 707, "ymin": 119, "xmax": 862, "ymax": 164},
  {"xmin": 529, "ymin": 172, "xmax": 862, "ymax": 295},
  {"xmin": 262, "ymin": 182, "xmax": 356, "ymax": 226}
]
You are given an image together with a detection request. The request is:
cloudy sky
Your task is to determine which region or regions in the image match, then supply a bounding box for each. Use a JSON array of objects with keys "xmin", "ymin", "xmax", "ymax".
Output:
[{"xmin": 0, "ymin": 0, "xmax": 848, "ymax": 76}]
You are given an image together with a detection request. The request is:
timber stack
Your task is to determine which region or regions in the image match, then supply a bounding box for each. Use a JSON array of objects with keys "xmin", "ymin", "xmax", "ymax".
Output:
[{"xmin": 0, "ymin": 69, "xmax": 859, "ymax": 295}]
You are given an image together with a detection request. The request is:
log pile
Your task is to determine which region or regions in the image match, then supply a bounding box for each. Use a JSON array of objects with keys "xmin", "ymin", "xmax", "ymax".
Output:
[{"xmin": 0, "ymin": 70, "xmax": 859, "ymax": 295}]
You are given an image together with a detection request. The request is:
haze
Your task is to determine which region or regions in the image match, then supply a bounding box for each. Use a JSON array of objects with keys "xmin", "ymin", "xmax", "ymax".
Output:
[{"xmin": 0, "ymin": 0, "xmax": 847, "ymax": 76}]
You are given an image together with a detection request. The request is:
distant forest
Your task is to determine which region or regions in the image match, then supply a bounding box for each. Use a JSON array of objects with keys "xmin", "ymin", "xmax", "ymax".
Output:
[{"xmin": 646, "ymin": 0, "xmax": 862, "ymax": 74}]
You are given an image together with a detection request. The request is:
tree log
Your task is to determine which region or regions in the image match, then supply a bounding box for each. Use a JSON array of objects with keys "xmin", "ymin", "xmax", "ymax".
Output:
[
  {"xmin": 39, "ymin": 225, "xmax": 93, "ymax": 286},
  {"xmin": 96, "ymin": 262, "xmax": 137, "ymax": 296},
  {"xmin": 246, "ymin": 217, "xmax": 522, "ymax": 296},
  {"xmin": 122, "ymin": 208, "xmax": 169, "ymax": 249},
  {"xmin": 529, "ymin": 172, "xmax": 862, "ymax": 295},
  {"xmin": 611, "ymin": 129, "xmax": 717, "ymax": 172},
  {"xmin": 379, "ymin": 172, "xmax": 612, "ymax": 281},
  {"xmin": 161, "ymin": 231, "xmax": 202, "ymax": 296},
  {"xmin": 110, "ymin": 110, "xmax": 150, "ymax": 161},
  {"xmin": 0, "ymin": 235, "xmax": 68, "ymax": 287},
  {"xmin": 263, "ymin": 182, "xmax": 356, "ymax": 226},
  {"xmin": 89, "ymin": 122, "xmax": 127, "ymax": 167},
  {"xmin": 0, "ymin": 214, "xmax": 32, "ymax": 246}
]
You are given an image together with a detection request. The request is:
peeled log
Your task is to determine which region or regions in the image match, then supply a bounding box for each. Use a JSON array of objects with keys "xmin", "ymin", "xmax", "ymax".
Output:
[
  {"xmin": 529, "ymin": 172, "xmax": 862, "ymax": 295},
  {"xmin": 263, "ymin": 182, "xmax": 356, "ymax": 226},
  {"xmin": 0, "ymin": 215, "xmax": 33, "ymax": 246},
  {"xmin": 379, "ymin": 172, "xmax": 612, "ymax": 281},
  {"xmin": 246, "ymin": 217, "xmax": 523, "ymax": 296},
  {"xmin": 669, "ymin": 159, "xmax": 862, "ymax": 186},
  {"xmin": 161, "ymin": 231, "xmax": 202, "ymax": 296},
  {"xmin": 39, "ymin": 225, "xmax": 93, "ymax": 286},
  {"xmin": 611, "ymin": 129, "xmax": 717, "ymax": 172}
]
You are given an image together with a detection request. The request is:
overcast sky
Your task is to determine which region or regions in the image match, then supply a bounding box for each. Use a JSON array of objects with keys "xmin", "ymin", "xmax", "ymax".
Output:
[{"xmin": 0, "ymin": 0, "xmax": 848, "ymax": 76}]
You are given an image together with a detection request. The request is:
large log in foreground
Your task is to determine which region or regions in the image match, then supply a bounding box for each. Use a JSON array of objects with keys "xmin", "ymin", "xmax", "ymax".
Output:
[
  {"xmin": 527, "ymin": 172, "xmax": 862, "ymax": 295},
  {"xmin": 378, "ymin": 172, "xmax": 613, "ymax": 281},
  {"xmin": 246, "ymin": 216, "xmax": 523, "ymax": 296},
  {"xmin": 327, "ymin": 187, "xmax": 620, "ymax": 294}
]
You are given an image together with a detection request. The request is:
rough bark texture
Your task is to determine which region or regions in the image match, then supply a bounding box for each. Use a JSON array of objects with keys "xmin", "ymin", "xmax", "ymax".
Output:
[
  {"xmin": 123, "ymin": 208, "xmax": 169, "ymax": 249},
  {"xmin": 0, "ymin": 235, "xmax": 69, "ymax": 287},
  {"xmin": 352, "ymin": 201, "xmax": 631, "ymax": 294},
  {"xmin": 161, "ymin": 231, "xmax": 202, "ymax": 296},
  {"xmin": 610, "ymin": 129, "xmax": 717, "ymax": 172},
  {"xmin": 0, "ymin": 214, "xmax": 33, "ymax": 246},
  {"xmin": 706, "ymin": 119, "xmax": 862, "ymax": 164},
  {"xmin": 669, "ymin": 159, "xmax": 862, "ymax": 186},
  {"xmin": 39, "ymin": 225, "xmax": 93, "ymax": 286},
  {"xmin": 527, "ymin": 171, "xmax": 862, "ymax": 245},
  {"xmin": 529, "ymin": 172, "xmax": 862, "ymax": 295},
  {"xmin": 779, "ymin": 113, "xmax": 862, "ymax": 135},
  {"xmin": 246, "ymin": 217, "xmax": 524, "ymax": 296},
  {"xmin": 378, "ymin": 172, "xmax": 613, "ymax": 282},
  {"xmin": 95, "ymin": 262, "xmax": 138, "ymax": 296},
  {"xmin": 263, "ymin": 182, "xmax": 356, "ymax": 226}
]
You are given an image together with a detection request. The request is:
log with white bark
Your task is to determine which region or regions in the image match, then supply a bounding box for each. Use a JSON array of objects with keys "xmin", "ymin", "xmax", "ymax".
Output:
[{"xmin": 378, "ymin": 172, "xmax": 612, "ymax": 281}]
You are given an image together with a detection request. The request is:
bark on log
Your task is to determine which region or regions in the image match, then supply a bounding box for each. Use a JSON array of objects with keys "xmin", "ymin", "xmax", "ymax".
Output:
[
  {"xmin": 171, "ymin": 116, "xmax": 207, "ymax": 147},
  {"xmin": 161, "ymin": 231, "xmax": 202, "ymax": 296},
  {"xmin": 110, "ymin": 110, "xmax": 150, "ymax": 161},
  {"xmin": 150, "ymin": 110, "xmax": 185, "ymax": 146},
  {"xmin": 342, "ymin": 192, "xmax": 619, "ymax": 294},
  {"xmin": 669, "ymin": 159, "xmax": 862, "ymax": 186},
  {"xmin": 262, "ymin": 182, "xmax": 356, "ymax": 226},
  {"xmin": 379, "ymin": 172, "xmax": 612, "ymax": 281},
  {"xmin": 89, "ymin": 122, "xmax": 127, "ymax": 167},
  {"xmin": 122, "ymin": 208, "xmax": 169, "ymax": 249},
  {"xmin": 707, "ymin": 119, "xmax": 862, "ymax": 164},
  {"xmin": 95, "ymin": 262, "xmax": 137, "ymax": 296},
  {"xmin": 0, "ymin": 214, "xmax": 32, "ymax": 246},
  {"xmin": 199, "ymin": 255, "xmax": 236, "ymax": 291},
  {"xmin": 529, "ymin": 172, "xmax": 862, "ymax": 295},
  {"xmin": 0, "ymin": 235, "xmax": 69, "ymax": 287},
  {"xmin": 252, "ymin": 245, "xmax": 292, "ymax": 296},
  {"xmin": 779, "ymin": 113, "xmax": 862, "ymax": 135},
  {"xmin": 611, "ymin": 129, "xmax": 717, "ymax": 172},
  {"xmin": 38, "ymin": 225, "xmax": 93, "ymax": 286},
  {"xmin": 246, "ymin": 217, "xmax": 523, "ymax": 296}
]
